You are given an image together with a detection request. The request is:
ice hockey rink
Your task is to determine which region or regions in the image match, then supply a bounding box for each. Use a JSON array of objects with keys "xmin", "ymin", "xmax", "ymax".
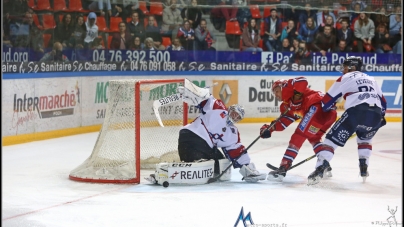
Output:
[{"xmin": 2, "ymin": 122, "xmax": 402, "ymax": 227}]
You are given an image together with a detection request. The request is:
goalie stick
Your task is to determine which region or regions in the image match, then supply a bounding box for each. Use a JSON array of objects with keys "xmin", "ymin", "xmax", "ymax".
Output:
[
  {"xmin": 153, "ymin": 82, "xmax": 218, "ymax": 127},
  {"xmin": 207, "ymin": 108, "xmax": 290, "ymax": 184}
]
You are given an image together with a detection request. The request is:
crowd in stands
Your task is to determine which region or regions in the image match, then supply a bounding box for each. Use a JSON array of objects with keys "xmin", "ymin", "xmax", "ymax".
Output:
[{"xmin": 2, "ymin": 0, "xmax": 402, "ymax": 62}]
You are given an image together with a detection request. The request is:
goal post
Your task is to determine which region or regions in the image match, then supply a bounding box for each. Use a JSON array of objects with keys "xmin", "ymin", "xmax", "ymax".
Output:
[{"xmin": 69, "ymin": 79, "xmax": 188, "ymax": 184}]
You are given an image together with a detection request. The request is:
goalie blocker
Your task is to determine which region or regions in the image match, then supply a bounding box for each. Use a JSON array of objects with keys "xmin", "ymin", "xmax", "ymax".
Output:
[{"xmin": 146, "ymin": 159, "xmax": 232, "ymax": 186}]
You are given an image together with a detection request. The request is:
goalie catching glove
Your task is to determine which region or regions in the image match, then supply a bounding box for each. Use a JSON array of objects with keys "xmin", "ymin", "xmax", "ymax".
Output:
[{"xmin": 177, "ymin": 79, "xmax": 210, "ymax": 106}]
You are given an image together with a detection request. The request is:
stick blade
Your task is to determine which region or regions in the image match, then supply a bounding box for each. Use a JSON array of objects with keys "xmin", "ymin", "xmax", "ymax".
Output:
[
  {"xmin": 207, "ymin": 177, "xmax": 218, "ymax": 184},
  {"xmin": 266, "ymin": 163, "xmax": 278, "ymax": 170}
]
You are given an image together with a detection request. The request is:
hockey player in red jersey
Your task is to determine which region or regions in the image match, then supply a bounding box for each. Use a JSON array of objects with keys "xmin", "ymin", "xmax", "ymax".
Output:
[
  {"xmin": 260, "ymin": 77, "xmax": 337, "ymax": 181},
  {"xmin": 307, "ymin": 56, "xmax": 387, "ymax": 185}
]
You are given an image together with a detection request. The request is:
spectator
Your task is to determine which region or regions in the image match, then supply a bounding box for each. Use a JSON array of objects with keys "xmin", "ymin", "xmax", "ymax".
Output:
[
  {"xmin": 110, "ymin": 22, "xmax": 131, "ymax": 49},
  {"xmin": 177, "ymin": 20, "xmax": 195, "ymax": 50},
  {"xmin": 162, "ymin": 0, "xmax": 183, "ymax": 40},
  {"xmin": 112, "ymin": 0, "xmax": 129, "ymax": 21},
  {"xmin": 389, "ymin": 7, "xmax": 402, "ymax": 36},
  {"xmin": 5, "ymin": 0, "xmax": 29, "ymax": 18},
  {"xmin": 291, "ymin": 41, "xmax": 312, "ymax": 64},
  {"xmin": 280, "ymin": 19, "xmax": 298, "ymax": 44},
  {"xmin": 318, "ymin": 15, "xmax": 336, "ymax": 35},
  {"xmin": 374, "ymin": 24, "xmax": 393, "ymax": 53},
  {"xmin": 130, "ymin": 35, "xmax": 145, "ymax": 50},
  {"xmin": 350, "ymin": 0, "xmax": 367, "ymax": 11},
  {"xmin": 13, "ymin": 12, "xmax": 44, "ymax": 53},
  {"xmin": 241, "ymin": 18, "xmax": 262, "ymax": 52},
  {"xmin": 316, "ymin": 6, "xmax": 336, "ymax": 29},
  {"xmin": 263, "ymin": 9, "xmax": 282, "ymax": 52},
  {"xmin": 290, "ymin": 37, "xmax": 299, "ymax": 52},
  {"xmin": 236, "ymin": 0, "xmax": 252, "ymax": 31},
  {"xmin": 124, "ymin": 0, "xmax": 145, "ymax": 20},
  {"xmin": 166, "ymin": 37, "xmax": 185, "ymax": 50},
  {"xmin": 88, "ymin": 0, "xmax": 112, "ymax": 28},
  {"xmin": 53, "ymin": 14, "xmax": 75, "ymax": 48},
  {"xmin": 181, "ymin": 0, "xmax": 203, "ymax": 30},
  {"xmin": 299, "ymin": 3, "xmax": 317, "ymax": 28},
  {"xmin": 334, "ymin": 39, "xmax": 351, "ymax": 52},
  {"xmin": 354, "ymin": 13, "xmax": 375, "ymax": 52},
  {"xmin": 3, "ymin": 29, "xmax": 13, "ymax": 48},
  {"xmin": 195, "ymin": 19, "xmax": 216, "ymax": 51},
  {"xmin": 337, "ymin": 19, "xmax": 354, "ymax": 48},
  {"xmin": 127, "ymin": 12, "xmax": 146, "ymax": 41},
  {"xmin": 371, "ymin": 7, "xmax": 389, "ymax": 29},
  {"xmin": 349, "ymin": 3, "xmax": 362, "ymax": 29},
  {"xmin": 312, "ymin": 25, "xmax": 336, "ymax": 56},
  {"xmin": 145, "ymin": 15, "xmax": 165, "ymax": 50},
  {"xmin": 390, "ymin": 27, "xmax": 402, "ymax": 54},
  {"xmin": 280, "ymin": 38, "xmax": 293, "ymax": 52},
  {"xmin": 39, "ymin": 42, "xmax": 69, "ymax": 62},
  {"xmin": 84, "ymin": 12, "xmax": 99, "ymax": 48},
  {"xmin": 144, "ymin": 37, "xmax": 157, "ymax": 50},
  {"xmin": 371, "ymin": 0, "xmax": 383, "ymax": 11},
  {"xmin": 297, "ymin": 17, "xmax": 319, "ymax": 50},
  {"xmin": 210, "ymin": 0, "xmax": 238, "ymax": 32},
  {"xmin": 68, "ymin": 15, "xmax": 87, "ymax": 49},
  {"xmin": 91, "ymin": 37, "xmax": 104, "ymax": 49}
]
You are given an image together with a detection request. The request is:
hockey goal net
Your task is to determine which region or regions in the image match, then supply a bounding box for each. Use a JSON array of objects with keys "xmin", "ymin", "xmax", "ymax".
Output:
[{"xmin": 69, "ymin": 79, "xmax": 188, "ymax": 183}]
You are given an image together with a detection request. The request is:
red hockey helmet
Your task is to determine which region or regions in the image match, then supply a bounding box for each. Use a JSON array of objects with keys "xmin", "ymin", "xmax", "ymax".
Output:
[{"xmin": 271, "ymin": 79, "xmax": 287, "ymax": 94}]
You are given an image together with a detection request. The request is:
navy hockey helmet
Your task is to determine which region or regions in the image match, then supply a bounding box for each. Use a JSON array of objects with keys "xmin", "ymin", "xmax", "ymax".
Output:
[
  {"xmin": 342, "ymin": 56, "xmax": 363, "ymax": 72},
  {"xmin": 226, "ymin": 104, "xmax": 245, "ymax": 126}
]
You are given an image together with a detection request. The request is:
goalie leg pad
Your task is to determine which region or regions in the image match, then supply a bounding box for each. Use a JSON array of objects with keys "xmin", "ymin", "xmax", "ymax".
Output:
[
  {"xmin": 178, "ymin": 79, "xmax": 210, "ymax": 106},
  {"xmin": 154, "ymin": 160, "xmax": 216, "ymax": 185},
  {"xmin": 218, "ymin": 159, "xmax": 232, "ymax": 181},
  {"xmin": 239, "ymin": 163, "xmax": 266, "ymax": 183}
]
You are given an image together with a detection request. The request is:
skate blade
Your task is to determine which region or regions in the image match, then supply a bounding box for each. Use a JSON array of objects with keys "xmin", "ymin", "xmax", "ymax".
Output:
[
  {"xmin": 362, "ymin": 177, "xmax": 367, "ymax": 183},
  {"xmin": 307, "ymin": 176, "xmax": 321, "ymax": 186},
  {"xmin": 324, "ymin": 171, "xmax": 333, "ymax": 178},
  {"xmin": 267, "ymin": 174, "xmax": 284, "ymax": 182}
]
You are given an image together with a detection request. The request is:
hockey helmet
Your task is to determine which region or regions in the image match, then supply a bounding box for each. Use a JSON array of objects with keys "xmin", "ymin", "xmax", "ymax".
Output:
[
  {"xmin": 271, "ymin": 79, "xmax": 287, "ymax": 94},
  {"xmin": 227, "ymin": 104, "xmax": 245, "ymax": 126},
  {"xmin": 341, "ymin": 56, "xmax": 363, "ymax": 72}
]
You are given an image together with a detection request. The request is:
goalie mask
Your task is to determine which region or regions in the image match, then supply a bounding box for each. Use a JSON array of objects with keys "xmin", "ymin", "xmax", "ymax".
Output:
[{"xmin": 226, "ymin": 104, "xmax": 245, "ymax": 126}]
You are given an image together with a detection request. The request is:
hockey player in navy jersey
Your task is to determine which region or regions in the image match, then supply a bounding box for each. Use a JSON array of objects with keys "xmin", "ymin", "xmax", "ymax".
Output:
[
  {"xmin": 176, "ymin": 79, "xmax": 267, "ymax": 183},
  {"xmin": 260, "ymin": 77, "xmax": 337, "ymax": 181},
  {"xmin": 307, "ymin": 56, "xmax": 387, "ymax": 185}
]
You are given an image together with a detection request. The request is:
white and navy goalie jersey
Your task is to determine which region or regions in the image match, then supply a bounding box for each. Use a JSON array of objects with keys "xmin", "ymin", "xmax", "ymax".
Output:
[
  {"xmin": 182, "ymin": 95, "xmax": 245, "ymax": 153},
  {"xmin": 321, "ymin": 71, "xmax": 387, "ymax": 115}
]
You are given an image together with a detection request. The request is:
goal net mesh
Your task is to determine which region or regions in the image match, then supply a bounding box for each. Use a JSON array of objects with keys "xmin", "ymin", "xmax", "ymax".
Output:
[{"xmin": 69, "ymin": 79, "xmax": 186, "ymax": 183}]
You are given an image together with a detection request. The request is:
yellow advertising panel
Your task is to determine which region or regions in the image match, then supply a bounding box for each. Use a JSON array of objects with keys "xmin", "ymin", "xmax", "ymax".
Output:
[{"xmin": 212, "ymin": 80, "xmax": 239, "ymax": 106}]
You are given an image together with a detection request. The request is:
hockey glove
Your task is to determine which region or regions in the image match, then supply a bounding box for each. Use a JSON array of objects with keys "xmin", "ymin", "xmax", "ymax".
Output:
[{"xmin": 260, "ymin": 124, "xmax": 272, "ymax": 138}]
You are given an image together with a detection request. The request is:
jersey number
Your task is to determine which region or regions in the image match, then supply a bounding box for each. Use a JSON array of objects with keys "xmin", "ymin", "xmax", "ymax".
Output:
[{"xmin": 358, "ymin": 85, "xmax": 375, "ymax": 92}]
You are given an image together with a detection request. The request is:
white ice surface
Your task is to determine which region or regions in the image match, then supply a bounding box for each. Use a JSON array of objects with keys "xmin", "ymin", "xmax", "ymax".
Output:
[{"xmin": 2, "ymin": 122, "xmax": 402, "ymax": 227}]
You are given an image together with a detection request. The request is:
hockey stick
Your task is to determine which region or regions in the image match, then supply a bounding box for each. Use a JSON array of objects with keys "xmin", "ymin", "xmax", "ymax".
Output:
[
  {"xmin": 266, "ymin": 132, "xmax": 358, "ymax": 171},
  {"xmin": 153, "ymin": 82, "xmax": 218, "ymax": 127},
  {"xmin": 207, "ymin": 108, "xmax": 290, "ymax": 184},
  {"xmin": 266, "ymin": 154, "xmax": 316, "ymax": 171}
]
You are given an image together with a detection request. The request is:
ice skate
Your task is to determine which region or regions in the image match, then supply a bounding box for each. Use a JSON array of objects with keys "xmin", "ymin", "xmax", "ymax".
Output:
[
  {"xmin": 307, "ymin": 160, "xmax": 331, "ymax": 185},
  {"xmin": 359, "ymin": 158, "xmax": 369, "ymax": 183},
  {"xmin": 267, "ymin": 165, "xmax": 288, "ymax": 182}
]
